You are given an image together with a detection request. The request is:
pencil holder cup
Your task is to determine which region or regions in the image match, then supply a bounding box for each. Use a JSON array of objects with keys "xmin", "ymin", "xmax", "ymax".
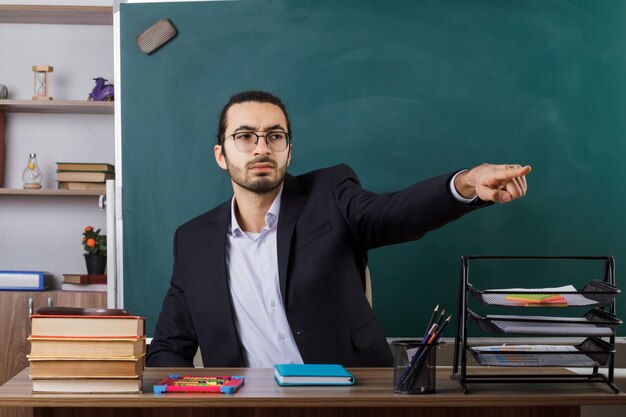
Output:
[{"xmin": 392, "ymin": 340, "xmax": 439, "ymax": 394}]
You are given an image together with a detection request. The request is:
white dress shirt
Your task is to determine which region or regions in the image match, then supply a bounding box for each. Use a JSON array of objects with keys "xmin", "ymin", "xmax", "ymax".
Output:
[{"xmin": 225, "ymin": 188, "xmax": 304, "ymax": 368}]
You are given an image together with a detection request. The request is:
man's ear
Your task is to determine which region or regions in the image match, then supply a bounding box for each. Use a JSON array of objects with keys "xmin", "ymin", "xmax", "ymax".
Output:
[{"xmin": 214, "ymin": 144, "xmax": 228, "ymax": 170}]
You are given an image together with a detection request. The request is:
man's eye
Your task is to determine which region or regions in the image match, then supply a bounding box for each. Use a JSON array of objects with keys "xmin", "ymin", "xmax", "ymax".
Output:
[
  {"xmin": 236, "ymin": 133, "xmax": 255, "ymax": 141},
  {"xmin": 269, "ymin": 132, "xmax": 285, "ymax": 141}
]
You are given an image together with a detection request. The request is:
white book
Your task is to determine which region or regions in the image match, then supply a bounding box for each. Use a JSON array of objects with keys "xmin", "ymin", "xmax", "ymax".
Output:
[
  {"xmin": 31, "ymin": 378, "xmax": 142, "ymax": 393},
  {"xmin": 61, "ymin": 282, "xmax": 107, "ymax": 292}
]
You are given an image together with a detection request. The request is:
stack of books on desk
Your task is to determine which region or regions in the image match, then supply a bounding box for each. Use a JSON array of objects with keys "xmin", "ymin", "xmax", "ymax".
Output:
[
  {"xmin": 28, "ymin": 313, "xmax": 145, "ymax": 393},
  {"xmin": 56, "ymin": 162, "xmax": 115, "ymax": 191}
]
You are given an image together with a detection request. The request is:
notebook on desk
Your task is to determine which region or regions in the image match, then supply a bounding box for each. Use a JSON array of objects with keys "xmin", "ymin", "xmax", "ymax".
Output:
[{"xmin": 273, "ymin": 364, "xmax": 355, "ymax": 386}]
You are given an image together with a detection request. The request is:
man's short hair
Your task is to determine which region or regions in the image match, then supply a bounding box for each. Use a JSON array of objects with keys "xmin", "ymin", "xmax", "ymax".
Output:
[{"xmin": 216, "ymin": 90, "xmax": 292, "ymax": 146}]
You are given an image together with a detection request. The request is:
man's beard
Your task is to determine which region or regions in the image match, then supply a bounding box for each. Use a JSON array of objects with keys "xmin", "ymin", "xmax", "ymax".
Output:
[{"xmin": 225, "ymin": 155, "xmax": 287, "ymax": 194}]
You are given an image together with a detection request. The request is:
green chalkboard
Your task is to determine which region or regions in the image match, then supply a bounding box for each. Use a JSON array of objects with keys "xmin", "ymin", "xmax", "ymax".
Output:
[{"xmin": 120, "ymin": 0, "xmax": 626, "ymax": 338}]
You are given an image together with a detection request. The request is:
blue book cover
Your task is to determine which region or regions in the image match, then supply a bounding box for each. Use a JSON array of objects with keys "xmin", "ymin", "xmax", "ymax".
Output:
[
  {"xmin": 0, "ymin": 271, "xmax": 49, "ymax": 291},
  {"xmin": 273, "ymin": 364, "xmax": 355, "ymax": 386}
]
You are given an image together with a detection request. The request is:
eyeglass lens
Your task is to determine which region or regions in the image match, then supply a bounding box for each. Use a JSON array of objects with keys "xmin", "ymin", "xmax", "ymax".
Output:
[{"xmin": 232, "ymin": 131, "xmax": 289, "ymax": 152}]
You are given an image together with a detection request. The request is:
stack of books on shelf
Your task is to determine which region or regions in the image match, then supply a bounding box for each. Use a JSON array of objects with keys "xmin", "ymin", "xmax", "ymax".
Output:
[
  {"xmin": 56, "ymin": 162, "xmax": 114, "ymax": 191},
  {"xmin": 28, "ymin": 312, "xmax": 145, "ymax": 393},
  {"xmin": 62, "ymin": 273, "xmax": 107, "ymax": 292}
]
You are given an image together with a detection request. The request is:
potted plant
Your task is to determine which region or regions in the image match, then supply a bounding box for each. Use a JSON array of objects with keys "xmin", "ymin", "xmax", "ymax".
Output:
[{"xmin": 82, "ymin": 226, "xmax": 107, "ymax": 275}]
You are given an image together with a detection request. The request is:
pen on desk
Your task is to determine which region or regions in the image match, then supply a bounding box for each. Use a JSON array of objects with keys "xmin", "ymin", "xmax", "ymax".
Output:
[
  {"xmin": 435, "ymin": 308, "xmax": 446, "ymax": 328},
  {"xmin": 415, "ymin": 324, "xmax": 435, "ymax": 354},
  {"xmin": 420, "ymin": 322, "xmax": 438, "ymax": 350},
  {"xmin": 423, "ymin": 305, "xmax": 439, "ymax": 340},
  {"xmin": 416, "ymin": 317, "xmax": 450, "ymax": 368},
  {"xmin": 423, "ymin": 323, "xmax": 437, "ymax": 343},
  {"xmin": 431, "ymin": 315, "xmax": 451, "ymax": 343}
]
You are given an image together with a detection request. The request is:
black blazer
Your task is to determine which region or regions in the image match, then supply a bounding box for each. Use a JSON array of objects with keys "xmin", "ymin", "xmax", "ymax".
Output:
[{"xmin": 146, "ymin": 164, "xmax": 486, "ymax": 367}]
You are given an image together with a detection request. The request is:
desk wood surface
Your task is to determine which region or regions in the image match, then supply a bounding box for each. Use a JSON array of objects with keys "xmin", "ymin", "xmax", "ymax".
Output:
[{"xmin": 0, "ymin": 367, "xmax": 625, "ymax": 409}]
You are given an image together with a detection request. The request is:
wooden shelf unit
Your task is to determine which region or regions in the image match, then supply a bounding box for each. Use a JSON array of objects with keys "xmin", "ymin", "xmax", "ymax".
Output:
[
  {"xmin": 0, "ymin": 12, "xmax": 113, "ymax": 416},
  {"xmin": 0, "ymin": 5, "xmax": 113, "ymax": 25},
  {"xmin": 0, "ymin": 100, "xmax": 113, "ymax": 115},
  {"xmin": 0, "ymin": 188, "xmax": 103, "ymax": 197}
]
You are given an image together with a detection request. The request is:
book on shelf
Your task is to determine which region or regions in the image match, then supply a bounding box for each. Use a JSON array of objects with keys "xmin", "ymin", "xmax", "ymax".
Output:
[
  {"xmin": 30, "ymin": 315, "xmax": 145, "ymax": 337},
  {"xmin": 61, "ymin": 282, "xmax": 107, "ymax": 292},
  {"xmin": 31, "ymin": 377, "xmax": 142, "ymax": 393},
  {"xmin": 56, "ymin": 162, "xmax": 114, "ymax": 172},
  {"xmin": 62, "ymin": 274, "xmax": 107, "ymax": 285},
  {"xmin": 273, "ymin": 364, "xmax": 355, "ymax": 386},
  {"xmin": 56, "ymin": 171, "xmax": 114, "ymax": 183},
  {"xmin": 0, "ymin": 270, "xmax": 50, "ymax": 291},
  {"xmin": 28, "ymin": 355, "xmax": 145, "ymax": 378},
  {"xmin": 58, "ymin": 181, "xmax": 106, "ymax": 191},
  {"xmin": 29, "ymin": 336, "xmax": 146, "ymax": 357}
]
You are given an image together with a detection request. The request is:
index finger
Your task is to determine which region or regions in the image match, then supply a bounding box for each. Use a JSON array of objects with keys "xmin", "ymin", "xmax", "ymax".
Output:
[{"xmin": 491, "ymin": 165, "xmax": 532, "ymax": 182}]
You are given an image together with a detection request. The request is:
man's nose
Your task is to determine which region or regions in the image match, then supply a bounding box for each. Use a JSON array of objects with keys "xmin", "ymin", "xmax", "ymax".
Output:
[{"xmin": 254, "ymin": 135, "xmax": 271, "ymax": 153}]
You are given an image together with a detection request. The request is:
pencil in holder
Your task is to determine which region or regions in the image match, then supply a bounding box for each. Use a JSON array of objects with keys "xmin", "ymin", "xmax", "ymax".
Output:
[{"xmin": 392, "ymin": 340, "xmax": 440, "ymax": 394}]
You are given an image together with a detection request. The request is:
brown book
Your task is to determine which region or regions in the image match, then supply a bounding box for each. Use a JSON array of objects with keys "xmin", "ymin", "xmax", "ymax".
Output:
[
  {"xmin": 56, "ymin": 162, "xmax": 114, "ymax": 172},
  {"xmin": 29, "ymin": 337, "xmax": 146, "ymax": 357},
  {"xmin": 56, "ymin": 171, "xmax": 114, "ymax": 182},
  {"xmin": 31, "ymin": 377, "xmax": 142, "ymax": 393},
  {"xmin": 58, "ymin": 181, "xmax": 106, "ymax": 191},
  {"xmin": 28, "ymin": 355, "xmax": 144, "ymax": 378},
  {"xmin": 62, "ymin": 274, "xmax": 107, "ymax": 285},
  {"xmin": 30, "ymin": 315, "xmax": 145, "ymax": 338}
]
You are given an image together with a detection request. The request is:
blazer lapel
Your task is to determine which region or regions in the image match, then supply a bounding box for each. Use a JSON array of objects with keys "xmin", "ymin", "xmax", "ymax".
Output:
[
  {"xmin": 277, "ymin": 174, "xmax": 305, "ymax": 309},
  {"xmin": 200, "ymin": 202, "xmax": 246, "ymax": 366}
]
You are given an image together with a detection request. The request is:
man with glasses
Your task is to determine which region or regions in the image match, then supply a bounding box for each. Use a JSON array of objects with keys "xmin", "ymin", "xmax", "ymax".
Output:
[{"xmin": 147, "ymin": 90, "xmax": 531, "ymax": 368}]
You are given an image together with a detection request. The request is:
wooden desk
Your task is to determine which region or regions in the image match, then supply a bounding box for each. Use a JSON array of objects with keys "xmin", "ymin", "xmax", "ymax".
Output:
[{"xmin": 1, "ymin": 367, "xmax": 625, "ymax": 417}]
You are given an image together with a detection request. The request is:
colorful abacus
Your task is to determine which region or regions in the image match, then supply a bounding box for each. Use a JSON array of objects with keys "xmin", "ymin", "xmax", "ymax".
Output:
[{"xmin": 153, "ymin": 374, "xmax": 245, "ymax": 394}]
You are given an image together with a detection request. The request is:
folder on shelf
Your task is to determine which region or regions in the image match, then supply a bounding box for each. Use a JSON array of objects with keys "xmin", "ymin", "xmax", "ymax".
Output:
[{"xmin": 0, "ymin": 270, "xmax": 50, "ymax": 291}]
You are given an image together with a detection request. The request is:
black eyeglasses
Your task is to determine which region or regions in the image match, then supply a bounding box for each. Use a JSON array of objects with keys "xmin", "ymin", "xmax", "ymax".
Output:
[{"xmin": 224, "ymin": 131, "xmax": 291, "ymax": 153}]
